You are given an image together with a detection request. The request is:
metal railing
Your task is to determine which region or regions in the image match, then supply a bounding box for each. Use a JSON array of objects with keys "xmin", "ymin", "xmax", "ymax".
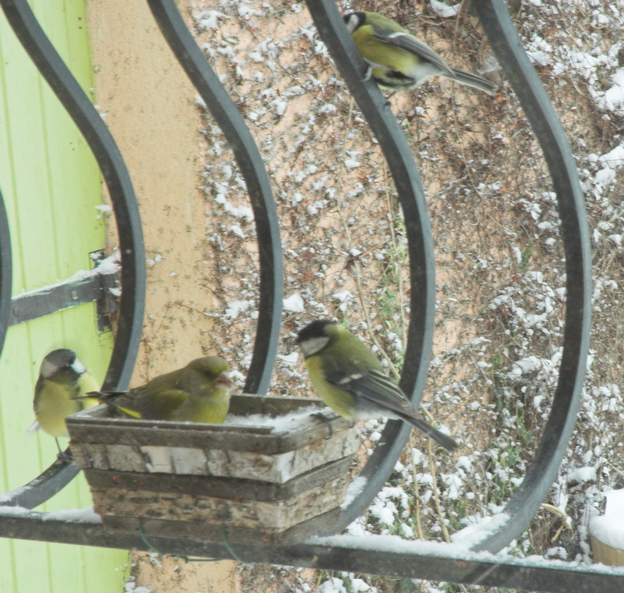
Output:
[
  {"xmin": 0, "ymin": 1, "xmax": 615, "ymax": 591},
  {"xmin": 471, "ymin": 0, "xmax": 592, "ymax": 554},
  {"xmin": 0, "ymin": 0, "xmax": 146, "ymax": 506},
  {"xmin": 147, "ymin": 0, "xmax": 283, "ymax": 395}
]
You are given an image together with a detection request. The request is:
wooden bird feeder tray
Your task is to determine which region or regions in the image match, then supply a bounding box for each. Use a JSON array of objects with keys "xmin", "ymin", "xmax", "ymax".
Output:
[{"xmin": 66, "ymin": 394, "xmax": 359, "ymax": 543}]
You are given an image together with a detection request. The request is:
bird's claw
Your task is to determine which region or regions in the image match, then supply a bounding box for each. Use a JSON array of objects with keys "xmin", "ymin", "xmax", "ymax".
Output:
[{"xmin": 56, "ymin": 449, "xmax": 73, "ymax": 464}]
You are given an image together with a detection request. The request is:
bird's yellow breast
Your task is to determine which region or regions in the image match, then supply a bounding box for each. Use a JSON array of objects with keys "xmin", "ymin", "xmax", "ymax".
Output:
[
  {"xmin": 35, "ymin": 381, "xmax": 79, "ymax": 437},
  {"xmin": 304, "ymin": 356, "xmax": 356, "ymax": 420},
  {"xmin": 176, "ymin": 386, "xmax": 231, "ymax": 424},
  {"xmin": 352, "ymin": 26, "xmax": 420, "ymax": 74}
]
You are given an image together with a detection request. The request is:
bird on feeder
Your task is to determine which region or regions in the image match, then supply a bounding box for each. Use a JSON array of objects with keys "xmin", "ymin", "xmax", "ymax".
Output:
[
  {"xmin": 85, "ymin": 356, "xmax": 233, "ymax": 424},
  {"xmin": 296, "ymin": 320, "xmax": 458, "ymax": 451},
  {"xmin": 33, "ymin": 348, "xmax": 99, "ymax": 453}
]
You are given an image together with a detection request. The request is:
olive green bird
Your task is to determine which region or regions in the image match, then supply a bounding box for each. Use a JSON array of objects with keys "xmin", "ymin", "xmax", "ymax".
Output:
[
  {"xmin": 88, "ymin": 356, "xmax": 232, "ymax": 423},
  {"xmin": 343, "ymin": 11, "xmax": 496, "ymax": 95},
  {"xmin": 296, "ymin": 320, "xmax": 458, "ymax": 451},
  {"xmin": 33, "ymin": 349, "xmax": 99, "ymax": 448}
]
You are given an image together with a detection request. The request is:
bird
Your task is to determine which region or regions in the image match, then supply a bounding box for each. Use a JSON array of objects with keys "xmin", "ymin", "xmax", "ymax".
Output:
[
  {"xmin": 343, "ymin": 11, "xmax": 496, "ymax": 95},
  {"xmin": 88, "ymin": 356, "xmax": 232, "ymax": 423},
  {"xmin": 296, "ymin": 320, "xmax": 458, "ymax": 451},
  {"xmin": 33, "ymin": 348, "xmax": 99, "ymax": 451}
]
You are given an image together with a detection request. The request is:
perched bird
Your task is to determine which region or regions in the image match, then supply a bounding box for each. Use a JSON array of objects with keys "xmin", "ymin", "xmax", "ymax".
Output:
[
  {"xmin": 90, "ymin": 356, "xmax": 232, "ymax": 423},
  {"xmin": 343, "ymin": 11, "xmax": 496, "ymax": 95},
  {"xmin": 296, "ymin": 320, "xmax": 458, "ymax": 451},
  {"xmin": 33, "ymin": 349, "xmax": 99, "ymax": 447}
]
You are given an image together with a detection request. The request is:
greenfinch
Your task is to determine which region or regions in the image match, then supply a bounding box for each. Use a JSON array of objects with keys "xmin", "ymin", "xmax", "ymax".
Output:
[{"xmin": 91, "ymin": 356, "xmax": 232, "ymax": 423}]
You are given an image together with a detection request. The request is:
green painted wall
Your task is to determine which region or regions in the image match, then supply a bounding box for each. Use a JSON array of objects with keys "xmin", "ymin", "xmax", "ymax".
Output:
[{"xmin": 0, "ymin": 1, "xmax": 128, "ymax": 591}]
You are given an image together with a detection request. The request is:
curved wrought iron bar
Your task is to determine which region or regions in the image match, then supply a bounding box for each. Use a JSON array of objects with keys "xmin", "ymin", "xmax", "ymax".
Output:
[
  {"xmin": 0, "ymin": 190, "xmax": 11, "ymax": 356},
  {"xmin": 0, "ymin": 457, "xmax": 78, "ymax": 509},
  {"xmin": 147, "ymin": 0, "xmax": 282, "ymax": 395},
  {"xmin": 0, "ymin": 0, "xmax": 146, "ymax": 507},
  {"xmin": 300, "ymin": 0, "xmax": 435, "ymax": 535},
  {"xmin": 461, "ymin": 2, "xmax": 592, "ymax": 553}
]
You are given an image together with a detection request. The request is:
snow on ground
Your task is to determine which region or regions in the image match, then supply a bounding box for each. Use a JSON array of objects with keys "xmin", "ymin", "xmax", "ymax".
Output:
[{"xmin": 127, "ymin": 1, "xmax": 624, "ymax": 591}]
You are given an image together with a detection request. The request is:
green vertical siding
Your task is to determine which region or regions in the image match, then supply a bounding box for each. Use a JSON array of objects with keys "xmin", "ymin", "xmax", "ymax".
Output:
[{"xmin": 0, "ymin": 1, "xmax": 128, "ymax": 592}]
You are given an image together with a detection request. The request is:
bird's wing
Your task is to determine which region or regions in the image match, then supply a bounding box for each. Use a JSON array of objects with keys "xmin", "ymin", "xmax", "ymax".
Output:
[
  {"xmin": 82, "ymin": 390, "xmax": 127, "ymax": 402},
  {"xmin": 325, "ymin": 367, "xmax": 415, "ymax": 418},
  {"xmin": 84, "ymin": 387, "xmax": 189, "ymax": 420},
  {"xmin": 372, "ymin": 30, "xmax": 455, "ymax": 77},
  {"xmin": 127, "ymin": 388, "xmax": 190, "ymax": 420},
  {"xmin": 83, "ymin": 390, "xmax": 138, "ymax": 417}
]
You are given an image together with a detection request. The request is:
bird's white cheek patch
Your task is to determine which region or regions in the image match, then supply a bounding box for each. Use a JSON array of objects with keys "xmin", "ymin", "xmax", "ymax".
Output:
[
  {"xmin": 71, "ymin": 359, "xmax": 86, "ymax": 375},
  {"xmin": 40, "ymin": 359, "xmax": 59, "ymax": 379},
  {"xmin": 299, "ymin": 336, "xmax": 330, "ymax": 357},
  {"xmin": 345, "ymin": 14, "xmax": 360, "ymax": 33}
]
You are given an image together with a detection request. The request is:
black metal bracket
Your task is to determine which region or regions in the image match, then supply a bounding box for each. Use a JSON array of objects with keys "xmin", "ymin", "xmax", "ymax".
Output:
[{"xmin": 9, "ymin": 251, "xmax": 119, "ymax": 332}]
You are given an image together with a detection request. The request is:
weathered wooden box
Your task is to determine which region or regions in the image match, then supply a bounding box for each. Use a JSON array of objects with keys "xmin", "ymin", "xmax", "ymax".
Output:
[{"xmin": 67, "ymin": 394, "xmax": 359, "ymax": 543}]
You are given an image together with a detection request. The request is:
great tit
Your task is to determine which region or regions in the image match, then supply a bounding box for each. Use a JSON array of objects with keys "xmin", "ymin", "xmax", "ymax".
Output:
[
  {"xmin": 296, "ymin": 320, "xmax": 458, "ymax": 451},
  {"xmin": 343, "ymin": 11, "xmax": 496, "ymax": 95},
  {"xmin": 89, "ymin": 356, "xmax": 232, "ymax": 423},
  {"xmin": 33, "ymin": 349, "xmax": 99, "ymax": 444}
]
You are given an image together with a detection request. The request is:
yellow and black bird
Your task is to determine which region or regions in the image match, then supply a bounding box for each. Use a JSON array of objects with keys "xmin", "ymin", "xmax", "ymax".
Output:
[
  {"xmin": 343, "ymin": 11, "xmax": 496, "ymax": 95},
  {"xmin": 33, "ymin": 348, "xmax": 99, "ymax": 448},
  {"xmin": 91, "ymin": 356, "xmax": 232, "ymax": 423},
  {"xmin": 296, "ymin": 320, "xmax": 458, "ymax": 451}
]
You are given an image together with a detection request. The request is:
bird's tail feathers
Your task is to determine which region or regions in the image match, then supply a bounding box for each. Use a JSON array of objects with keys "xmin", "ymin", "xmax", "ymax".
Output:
[
  {"xmin": 451, "ymin": 68, "xmax": 496, "ymax": 95},
  {"xmin": 401, "ymin": 415, "xmax": 458, "ymax": 451},
  {"xmin": 111, "ymin": 405, "xmax": 141, "ymax": 419},
  {"xmin": 71, "ymin": 391, "xmax": 140, "ymax": 418},
  {"xmin": 85, "ymin": 391, "xmax": 141, "ymax": 419},
  {"xmin": 71, "ymin": 391, "xmax": 124, "ymax": 401}
]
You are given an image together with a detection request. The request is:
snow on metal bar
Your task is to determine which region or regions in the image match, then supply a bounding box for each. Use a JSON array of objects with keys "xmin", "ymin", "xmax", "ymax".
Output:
[
  {"xmin": 147, "ymin": 0, "xmax": 283, "ymax": 395},
  {"xmin": 0, "ymin": 457, "xmax": 79, "ymax": 510},
  {"xmin": 469, "ymin": 1, "xmax": 592, "ymax": 553},
  {"xmin": 0, "ymin": 0, "xmax": 146, "ymax": 506},
  {"xmin": 9, "ymin": 252, "xmax": 120, "ymax": 327},
  {"xmin": 301, "ymin": 0, "xmax": 436, "ymax": 537},
  {"xmin": 0, "ymin": 507, "xmax": 622, "ymax": 593}
]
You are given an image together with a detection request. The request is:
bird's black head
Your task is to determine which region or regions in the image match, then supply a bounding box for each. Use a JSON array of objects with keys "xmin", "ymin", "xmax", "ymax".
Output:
[
  {"xmin": 40, "ymin": 348, "xmax": 84, "ymax": 380},
  {"xmin": 296, "ymin": 319, "xmax": 336, "ymax": 344},
  {"xmin": 343, "ymin": 12, "xmax": 366, "ymax": 34},
  {"xmin": 296, "ymin": 320, "xmax": 339, "ymax": 358}
]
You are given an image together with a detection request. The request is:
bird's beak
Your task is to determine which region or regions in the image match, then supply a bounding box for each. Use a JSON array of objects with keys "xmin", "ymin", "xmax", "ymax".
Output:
[
  {"xmin": 216, "ymin": 374, "xmax": 232, "ymax": 388},
  {"xmin": 71, "ymin": 359, "xmax": 86, "ymax": 375}
]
